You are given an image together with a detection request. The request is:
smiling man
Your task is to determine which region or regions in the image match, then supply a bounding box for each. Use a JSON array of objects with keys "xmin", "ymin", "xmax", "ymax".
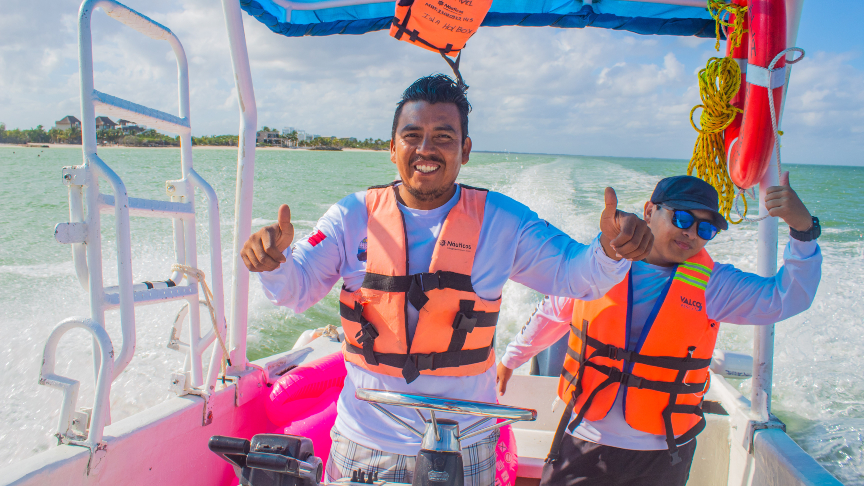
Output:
[
  {"xmin": 496, "ymin": 175, "xmax": 823, "ymax": 486},
  {"xmin": 241, "ymin": 74, "xmax": 653, "ymax": 484}
]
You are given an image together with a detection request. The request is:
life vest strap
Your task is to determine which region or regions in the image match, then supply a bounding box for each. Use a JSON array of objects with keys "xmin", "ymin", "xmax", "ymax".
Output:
[
  {"xmin": 665, "ymin": 404, "xmax": 706, "ymax": 450},
  {"xmin": 661, "ymin": 347, "xmax": 704, "ymax": 465},
  {"xmin": 363, "ymin": 270, "xmax": 474, "ymax": 293},
  {"xmin": 447, "ymin": 300, "xmax": 499, "ymax": 352},
  {"xmin": 344, "ymin": 343, "xmax": 492, "ymax": 384},
  {"xmin": 390, "ymin": 9, "xmax": 456, "ymax": 56},
  {"xmin": 577, "ymin": 329, "xmax": 712, "ymax": 371},
  {"xmin": 545, "ymin": 392, "xmax": 578, "ymax": 464},
  {"xmin": 582, "ymin": 361, "xmax": 706, "ymax": 395},
  {"xmin": 340, "ymin": 301, "xmax": 379, "ymax": 366}
]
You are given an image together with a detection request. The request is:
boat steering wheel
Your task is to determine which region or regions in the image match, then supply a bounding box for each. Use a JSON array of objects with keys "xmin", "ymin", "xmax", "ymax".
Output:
[{"xmin": 325, "ymin": 389, "xmax": 536, "ymax": 486}]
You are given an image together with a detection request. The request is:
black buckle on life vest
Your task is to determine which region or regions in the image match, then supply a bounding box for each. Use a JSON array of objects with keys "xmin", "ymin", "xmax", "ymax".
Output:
[
  {"xmin": 355, "ymin": 321, "xmax": 379, "ymax": 344},
  {"xmin": 414, "ymin": 352, "xmax": 437, "ymax": 371},
  {"xmin": 354, "ymin": 317, "xmax": 379, "ymax": 366},
  {"xmin": 626, "ymin": 374, "xmax": 644, "ymax": 389},
  {"xmin": 453, "ymin": 312, "xmax": 477, "ymax": 332},
  {"xmin": 419, "ymin": 271, "xmax": 443, "ymax": 291},
  {"xmin": 606, "ymin": 345, "xmax": 633, "ymax": 362},
  {"xmin": 607, "ymin": 368, "xmax": 644, "ymax": 389}
]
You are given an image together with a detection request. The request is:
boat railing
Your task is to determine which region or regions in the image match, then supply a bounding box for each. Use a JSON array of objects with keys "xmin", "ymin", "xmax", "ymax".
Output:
[
  {"xmin": 38, "ymin": 317, "xmax": 114, "ymax": 452},
  {"xmin": 42, "ymin": 0, "xmax": 228, "ymax": 460}
]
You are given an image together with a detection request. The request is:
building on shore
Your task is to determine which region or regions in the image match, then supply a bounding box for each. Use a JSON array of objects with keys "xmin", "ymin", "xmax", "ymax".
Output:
[
  {"xmin": 95, "ymin": 116, "xmax": 117, "ymax": 130},
  {"xmin": 54, "ymin": 116, "xmax": 81, "ymax": 131},
  {"xmin": 117, "ymin": 119, "xmax": 143, "ymax": 132},
  {"xmin": 256, "ymin": 129, "xmax": 282, "ymax": 145}
]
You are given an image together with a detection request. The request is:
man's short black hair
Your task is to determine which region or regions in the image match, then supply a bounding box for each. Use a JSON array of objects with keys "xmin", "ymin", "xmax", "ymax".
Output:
[{"xmin": 391, "ymin": 74, "xmax": 471, "ymax": 143}]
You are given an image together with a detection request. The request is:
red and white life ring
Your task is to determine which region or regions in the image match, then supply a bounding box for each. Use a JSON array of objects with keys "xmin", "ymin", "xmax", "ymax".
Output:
[{"xmin": 727, "ymin": 0, "xmax": 787, "ymax": 190}]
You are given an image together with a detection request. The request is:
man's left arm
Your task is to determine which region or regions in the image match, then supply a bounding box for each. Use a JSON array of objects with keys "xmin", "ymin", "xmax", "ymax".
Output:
[
  {"xmin": 707, "ymin": 240, "xmax": 821, "ymax": 324},
  {"xmin": 505, "ymin": 187, "xmax": 651, "ymax": 300},
  {"xmin": 708, "ymin": 171, "xmax": 822, "ymax": 324}
]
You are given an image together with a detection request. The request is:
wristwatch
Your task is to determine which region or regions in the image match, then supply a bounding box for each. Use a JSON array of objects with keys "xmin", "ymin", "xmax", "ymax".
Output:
[{"xmin": 790, "ymin": 216, "xmax": 820, "ymax": 242}]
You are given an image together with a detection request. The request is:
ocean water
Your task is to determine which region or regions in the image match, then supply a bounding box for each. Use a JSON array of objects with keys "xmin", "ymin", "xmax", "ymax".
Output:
[{"xmin": 0, "ymin": 146, "xmax": 861, "ymax": 483}]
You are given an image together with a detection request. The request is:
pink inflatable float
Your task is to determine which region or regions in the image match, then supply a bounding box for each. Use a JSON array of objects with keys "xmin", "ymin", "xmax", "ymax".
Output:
[
  {"xmin": 495, "ymin": 422, "xmax": 518, "ymax": 486},
  {"xmin": 266, "ymin": 351, "xmax": 518, "ymax": 484},
  {"xmin": 266, "ymin": 351, "xmax": 347, "ymax": 467}
]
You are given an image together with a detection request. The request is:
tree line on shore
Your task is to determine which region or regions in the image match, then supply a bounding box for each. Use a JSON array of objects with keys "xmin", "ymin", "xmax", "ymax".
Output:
[
  {"xmin": 261, "ymin": 126, "xmax": 389, "ymax": 150},
  {"xmin": 1, "ymin": 123, "xmax": 388, "ymax": 150},
  {"xmin": 0, "ymin": 123, "xmax": 234, "ymax": 147}
]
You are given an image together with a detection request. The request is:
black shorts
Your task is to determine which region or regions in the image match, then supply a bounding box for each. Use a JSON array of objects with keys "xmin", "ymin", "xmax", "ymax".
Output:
[{"xmin": 540, "ymin": 435, "xmax": 696, "ymax": 486}]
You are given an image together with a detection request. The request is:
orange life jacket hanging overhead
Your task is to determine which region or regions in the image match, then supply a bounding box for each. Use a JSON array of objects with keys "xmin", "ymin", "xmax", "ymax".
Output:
[{"xmin": 390, "ymin": 0, "xmax": 493, "ymax": 57}]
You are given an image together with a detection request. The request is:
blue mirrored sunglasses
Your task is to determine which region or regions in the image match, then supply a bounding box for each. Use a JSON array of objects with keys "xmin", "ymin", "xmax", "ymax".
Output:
[{"xmin": 658, "ymin": 205, "xmax": 719, "ymax": 241}]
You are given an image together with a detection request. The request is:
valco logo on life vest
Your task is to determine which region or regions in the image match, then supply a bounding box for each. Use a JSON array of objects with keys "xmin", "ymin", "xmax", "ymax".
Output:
[
  {"xmin": 680, "ymin": 296, "xmax": 703, "ymax": 312},
  {"xmin": 439, "ymin": 239, "xmax": 471, "ymax": 251}
]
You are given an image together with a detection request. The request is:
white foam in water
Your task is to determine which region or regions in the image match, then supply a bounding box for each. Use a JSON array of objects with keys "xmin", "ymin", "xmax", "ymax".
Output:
[{"xmin": 0, "ymin": 149, "xmax": 860, "ymax": 484}]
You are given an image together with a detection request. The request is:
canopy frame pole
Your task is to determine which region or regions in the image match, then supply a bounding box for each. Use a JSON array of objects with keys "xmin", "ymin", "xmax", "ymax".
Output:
[
  {"xmin": 750, "ymin": 0, "xmax": 805, "ymax": 423},
  {"xmin": 221, "ymin": 0, "xmax": 257, "ymax": 374}
]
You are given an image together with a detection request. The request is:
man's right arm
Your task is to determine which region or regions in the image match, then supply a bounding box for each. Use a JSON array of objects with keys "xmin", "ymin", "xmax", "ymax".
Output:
[
  {"xmin": 257, "ymin": 227, "xmax": 344, "ymax": 312},
  {"xmin": 247, "ymin": 194, "xmax": 363, "ymax": 313}
]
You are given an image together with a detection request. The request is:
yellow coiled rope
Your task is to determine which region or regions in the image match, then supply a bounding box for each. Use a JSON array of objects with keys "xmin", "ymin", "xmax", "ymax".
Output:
[
  {"xmin": 686, "ymin": 57, "xmax": 743, "ymax": 223},
  {"xmin": 686, "ymin": 0, "xmax": 749, "ymax": 223}
]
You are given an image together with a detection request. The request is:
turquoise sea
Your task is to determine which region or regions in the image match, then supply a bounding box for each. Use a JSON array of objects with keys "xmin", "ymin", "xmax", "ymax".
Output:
[{"xmin": 0, "ymin": 146, "xmax": 861, "ymax": 483}]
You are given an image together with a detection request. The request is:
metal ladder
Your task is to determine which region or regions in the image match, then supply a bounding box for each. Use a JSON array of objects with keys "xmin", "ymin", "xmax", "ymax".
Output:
[{"xmin": 41, "ymin": 0, "xmax": 227, "ymax": 457}]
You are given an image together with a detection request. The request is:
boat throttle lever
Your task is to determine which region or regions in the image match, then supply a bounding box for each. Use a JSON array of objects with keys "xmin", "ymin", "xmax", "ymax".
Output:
[{"xmin": 209, "ymin": 433, "xmax": 323, "ymax": 486}]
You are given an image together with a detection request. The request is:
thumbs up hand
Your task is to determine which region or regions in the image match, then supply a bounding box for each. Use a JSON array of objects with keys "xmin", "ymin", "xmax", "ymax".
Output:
[
  {"xmin": 765, "ymin": 171, "xmax": 813, "ymax": 232},
  {"xmin": 599, "ymin": 187, "xmax": 653, "ymax": 261},
  {"xmin": 241, "ymin": 204, "xmax": 295, "ymax": 272}
]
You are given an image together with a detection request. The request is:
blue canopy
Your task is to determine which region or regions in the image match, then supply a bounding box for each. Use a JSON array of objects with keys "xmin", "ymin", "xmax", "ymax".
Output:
[{"xmin": 241, "ymin": 0, "xmax": 720, "ymax": 39}]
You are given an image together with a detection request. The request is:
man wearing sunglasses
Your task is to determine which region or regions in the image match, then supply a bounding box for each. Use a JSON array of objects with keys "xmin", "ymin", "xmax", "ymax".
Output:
[{"xmin": 496, "ymin": 174, "xmax": 822, "ymax": 486}]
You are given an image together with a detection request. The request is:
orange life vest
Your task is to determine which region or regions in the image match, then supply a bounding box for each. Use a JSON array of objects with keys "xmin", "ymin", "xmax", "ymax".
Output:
[
  {"xmin": 549, "ymin": 250, "xmax": 717, "ymax": 464},
  {"xmin": 390, "ymin": 0, "xmax": 493, "ymax": 56},
  {"xmin": 340, "ymin": 182, "xmax": 501, "ymax": 384}
]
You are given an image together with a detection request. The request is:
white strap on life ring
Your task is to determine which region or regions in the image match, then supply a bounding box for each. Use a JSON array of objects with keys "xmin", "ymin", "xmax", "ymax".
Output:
[{"xmin": 746, "ymin": 63, "xmax": 786, "ymax": 89}]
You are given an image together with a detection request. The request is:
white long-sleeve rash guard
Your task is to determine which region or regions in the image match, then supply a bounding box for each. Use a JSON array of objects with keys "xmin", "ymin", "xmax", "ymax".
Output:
[
  {"xmin": 258, "ymin": 184, "xmax": 630, "ymax": 455},
  {"xmin": 501, "ymin": 239, "xmax": 822, "ymax": 451}
]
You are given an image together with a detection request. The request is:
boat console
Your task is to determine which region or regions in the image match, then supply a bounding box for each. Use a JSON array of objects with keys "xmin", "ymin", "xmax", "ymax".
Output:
[{"xmin": 210, "ymin": 389, "xmax": 537, "ymax": 486}]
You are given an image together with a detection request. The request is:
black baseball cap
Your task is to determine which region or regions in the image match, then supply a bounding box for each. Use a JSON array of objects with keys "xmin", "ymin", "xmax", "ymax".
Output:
[{"xmin": 650, "ymin": 176, "xmax": 728, "ymax": 230}]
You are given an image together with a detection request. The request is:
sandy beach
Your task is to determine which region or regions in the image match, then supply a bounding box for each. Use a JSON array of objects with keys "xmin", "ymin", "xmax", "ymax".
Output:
[{"xmin": 0, "ymin": 143, "xmax": 385, "ymax": 152}]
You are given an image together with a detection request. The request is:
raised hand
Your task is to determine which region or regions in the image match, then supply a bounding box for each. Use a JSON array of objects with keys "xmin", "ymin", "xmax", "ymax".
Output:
[
  {"xmin": 765, "ymin": 171, "xmax": 812, "ymax": 232},
  {"xmin": 241, "ymin": 204, "xmax": 294, "ymax": 272},
  {"xmin": 599, "ymin": 187, "xmax": 654, "ymax": 261}
]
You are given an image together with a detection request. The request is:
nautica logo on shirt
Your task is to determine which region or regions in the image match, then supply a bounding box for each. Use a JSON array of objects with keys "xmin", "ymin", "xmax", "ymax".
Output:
[
  {"xmin": 439, "ymin": 239, "xmax": 472, "ymax": 251},
  {"xmin": 680, "ymin": 296, "xmax": 703, "ymax": 312}
]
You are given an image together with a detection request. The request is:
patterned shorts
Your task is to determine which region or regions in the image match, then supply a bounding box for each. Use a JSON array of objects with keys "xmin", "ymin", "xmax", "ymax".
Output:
[{"xmin": 325, "ymin": 426, "xmax": 499, "ymax": 486}]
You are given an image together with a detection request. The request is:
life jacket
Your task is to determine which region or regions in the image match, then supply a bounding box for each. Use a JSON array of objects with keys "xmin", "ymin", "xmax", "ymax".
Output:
[
  {"xmin": 548, "ymin": 250, "xmax": 718, "ymax": 465},
  {"xmin": 340, "ymin": 182, "xmax": 501, "ymax": 384},
  {"xmin": 390, "ymin": 0, "xmax": 493, "ymax": 57}
]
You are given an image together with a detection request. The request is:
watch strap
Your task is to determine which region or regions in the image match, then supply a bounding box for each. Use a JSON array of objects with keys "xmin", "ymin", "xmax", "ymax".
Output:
[{"xmin": 790, "ymin": 216, "xmax": 820, "ymax": 242}]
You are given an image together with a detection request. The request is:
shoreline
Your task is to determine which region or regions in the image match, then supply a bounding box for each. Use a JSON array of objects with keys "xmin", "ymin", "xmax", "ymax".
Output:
[{"xmin": 0, "ymin": 142, "xmax": 386, "ymax": 152}]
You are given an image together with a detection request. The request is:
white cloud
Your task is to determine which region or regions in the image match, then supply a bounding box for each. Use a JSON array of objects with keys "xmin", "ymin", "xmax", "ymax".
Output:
[{"xmin": 0, "ymin": 0, "xmax": 862, "ymax": 165}]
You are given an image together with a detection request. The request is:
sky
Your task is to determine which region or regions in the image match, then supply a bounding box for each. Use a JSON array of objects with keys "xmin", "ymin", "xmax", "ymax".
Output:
[{"xmin": 1, "ymin": 0, "xmax": 862, "ymax": 165}]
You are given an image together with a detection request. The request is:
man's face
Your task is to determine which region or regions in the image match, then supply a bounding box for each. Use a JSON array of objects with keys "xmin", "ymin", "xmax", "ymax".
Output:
[
  {"xmin": 643, "ymin": 203, "xmax": 711, "ymax": 265},
  {"xmin": 390, "ymin": 101, "xmax": 471, "ymax": 207}
]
